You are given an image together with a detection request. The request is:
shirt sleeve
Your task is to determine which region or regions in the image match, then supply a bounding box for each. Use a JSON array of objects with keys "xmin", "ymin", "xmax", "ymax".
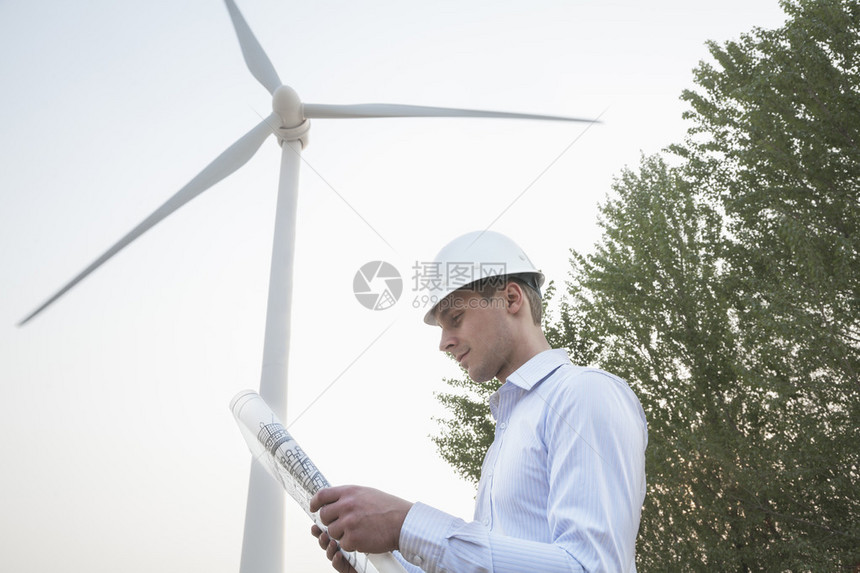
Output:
[
  {"xmin": 399, "ymin": 503, "xmax": 582, "ymax": 573},
  {"xmin": 540, "ymin": 370, "xmax": 647, "ymax": 571},
  {"xmin": 398, "ymin": 369, "xmax": 646, "ymax": 573},
  {"xmin": 392, "ymin": 550, "xmax": 426, "ymax": 573}
]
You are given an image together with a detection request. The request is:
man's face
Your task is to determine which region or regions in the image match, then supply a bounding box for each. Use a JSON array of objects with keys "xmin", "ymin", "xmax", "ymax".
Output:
[{"xmin": 435, "ymin": 288, "xmax": 512, "ymax": 383}]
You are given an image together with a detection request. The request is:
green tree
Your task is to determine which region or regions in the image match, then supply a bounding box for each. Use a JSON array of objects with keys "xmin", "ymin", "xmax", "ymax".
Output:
[
  {"xmin": 567, "ymin": 155, "xmax": 744, "ymax": 569},
  {"xmin": 432, "ymin": 0, "xmax": 859, "ymax": 569},
  {"xmin": 676, "ymin": 0, "xmax": 859, "ymax": 567}
]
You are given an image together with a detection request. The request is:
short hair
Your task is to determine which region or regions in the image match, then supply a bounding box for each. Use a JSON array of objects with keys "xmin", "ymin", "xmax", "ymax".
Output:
[{"xmin": 472, "ymin": 275, "xmax": 542, "ymax": 325}]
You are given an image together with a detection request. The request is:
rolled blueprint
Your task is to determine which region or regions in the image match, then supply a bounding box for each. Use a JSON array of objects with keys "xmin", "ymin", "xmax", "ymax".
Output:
[{"xmin": 230, "ymin": 390, "xmax": 406, "ymax": 573}]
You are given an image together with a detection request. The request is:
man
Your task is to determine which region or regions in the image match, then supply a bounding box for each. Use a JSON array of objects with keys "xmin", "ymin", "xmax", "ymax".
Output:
[{"xmin": 310, "ymin": 230, "xmax": 648, "ymax": 572}]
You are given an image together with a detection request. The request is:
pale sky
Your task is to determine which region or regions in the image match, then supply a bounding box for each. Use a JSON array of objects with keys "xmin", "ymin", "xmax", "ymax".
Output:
[{"xmin": 0, "ymin": 1, "xmax": 787, "ymax": 571}]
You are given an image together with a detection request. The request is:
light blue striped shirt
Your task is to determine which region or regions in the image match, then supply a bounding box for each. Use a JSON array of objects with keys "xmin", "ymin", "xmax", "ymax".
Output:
[{"xmin": 397, "ymin": 349, "xmax": 647, "ymax": 572}]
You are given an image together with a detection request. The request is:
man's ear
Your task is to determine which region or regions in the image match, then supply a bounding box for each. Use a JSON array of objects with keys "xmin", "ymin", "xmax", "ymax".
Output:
[{"xmin": 505, "ymin": 281, "xmax": 524, "ymax": 315}]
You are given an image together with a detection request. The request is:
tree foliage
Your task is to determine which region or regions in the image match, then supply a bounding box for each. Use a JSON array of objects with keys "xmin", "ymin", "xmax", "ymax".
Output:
[
  {"xmin": 432, "ymin": 0, "xmax": 859, "ymax": 569},
  {"xmin": 569, "ymin": 155, "xmax": 747, "ymax": 569},
  {"xmin": 666, "ymin": 0, "xmax": 859, "ymax": 568}
]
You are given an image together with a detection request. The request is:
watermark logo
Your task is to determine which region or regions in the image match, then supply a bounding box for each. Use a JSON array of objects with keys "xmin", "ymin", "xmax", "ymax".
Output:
[
  {"xmin": 410, "ymin": 261, "xmax": 508, "ymax": 310},
  {"xmin": 353, "ymin": 261, "xmax": 403, "ymax": 311},
  {"xmin": 353, "ymin": 260, "xmax": 510, "ymax": 311}
]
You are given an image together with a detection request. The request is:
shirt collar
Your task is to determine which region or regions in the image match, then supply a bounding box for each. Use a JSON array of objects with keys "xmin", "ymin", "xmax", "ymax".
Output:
[{"xmin": 505, "ymin": 348, "xmax": 570, "ymax": 391}]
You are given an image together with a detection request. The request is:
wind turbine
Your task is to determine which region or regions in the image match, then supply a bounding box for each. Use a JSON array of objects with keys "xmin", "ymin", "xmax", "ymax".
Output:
[{"xmin": 19, "ymin": 1, "xmax": 598, "ymax": 571}]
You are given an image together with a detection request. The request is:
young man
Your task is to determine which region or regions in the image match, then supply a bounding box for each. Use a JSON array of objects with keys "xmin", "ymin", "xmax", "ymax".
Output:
[{"xmin": 310, "ymin": 231, "xmax": 648, "ymax": 572}]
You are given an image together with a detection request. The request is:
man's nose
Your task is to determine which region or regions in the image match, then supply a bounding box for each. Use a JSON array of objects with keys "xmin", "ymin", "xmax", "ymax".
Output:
[{"xmin": 439, "ymin": 329, "xmax": 456, "ymax": 353}]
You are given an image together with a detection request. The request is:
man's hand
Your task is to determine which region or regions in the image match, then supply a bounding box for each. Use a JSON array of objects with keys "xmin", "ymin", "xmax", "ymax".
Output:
[
  {"xmin": 310, "ymin": 524, "xmax": 358, "ymax": 573},
  {"xmin": 309, "ymin": 485, "xmax": 413, "ymax": 554}
]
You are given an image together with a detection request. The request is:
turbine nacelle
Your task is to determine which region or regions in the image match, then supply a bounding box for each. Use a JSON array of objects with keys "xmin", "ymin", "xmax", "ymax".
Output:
[{"xmin": 272, "ymin": 85, "xmax": 310, "ymax": 148}]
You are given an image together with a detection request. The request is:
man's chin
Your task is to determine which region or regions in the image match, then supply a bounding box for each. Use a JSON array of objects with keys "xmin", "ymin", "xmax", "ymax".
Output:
[{"xmin": 467, "ymin": 368, "xmax": 492, "ymax": 384}]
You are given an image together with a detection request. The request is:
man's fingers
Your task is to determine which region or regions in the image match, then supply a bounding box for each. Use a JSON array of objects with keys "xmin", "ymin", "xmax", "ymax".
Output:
[
  {"xmin": 331, "ymin": 551, "xmax": 357, "ymax": 573},
  {"xmin": 310, "ymin": 485, "xmax": 347, "ymax": 512},
  {"xmin": 318, "ymin": 500, "xmax": 338, "ymax": 526},
  {"xmin": 311, "ymin": 523, "xmax": 331, "ymax": 548},
  {"xmin": 310, "ymin": 516, "xmax": 359, "ymax": 573},
  {"xmin": 311, "ymin": 523, "xmax": 354, "ymax": 573},
  {"xmin": 326, "ymin": 538, "xmax": 339, "ymax": 561},
  {"xmin": 326, "ymin": 520, "xmax": 344, "ymax": 544}
]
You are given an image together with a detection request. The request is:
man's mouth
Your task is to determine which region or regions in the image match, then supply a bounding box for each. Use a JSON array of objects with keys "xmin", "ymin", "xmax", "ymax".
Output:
[{"xmin": 457, "ymin": 350, "xmax": 469, "ymax": 363}]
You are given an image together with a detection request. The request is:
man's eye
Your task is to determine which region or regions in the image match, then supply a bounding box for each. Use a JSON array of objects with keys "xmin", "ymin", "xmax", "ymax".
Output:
[{"xmin": 452, "ymin": 313, "xmax": 463, "ymax": 324}]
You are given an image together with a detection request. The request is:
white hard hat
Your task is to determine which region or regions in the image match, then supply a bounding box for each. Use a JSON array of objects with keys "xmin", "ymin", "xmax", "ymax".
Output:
[{"xmin": 421, "ymin": 230, "xmax": 545, "ymax": 325}]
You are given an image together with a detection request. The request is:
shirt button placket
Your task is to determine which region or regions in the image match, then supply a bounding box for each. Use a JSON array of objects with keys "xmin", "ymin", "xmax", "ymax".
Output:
[{"xmin": 487, "ymin": 408, "xmax": 509, "ymax": 531}]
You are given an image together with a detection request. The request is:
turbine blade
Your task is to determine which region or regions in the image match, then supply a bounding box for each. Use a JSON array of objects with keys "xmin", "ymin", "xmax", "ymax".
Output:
[
  {"xmin": 224, "ymin": 0, "xmax": 282, "ymax": 94},
  {"xmin": 18, "ymin": 114, "xmax": 278, "ymax": 326},
  {"xmin": 303, "ymin": 102, "xmax": 599, "ymax": 123}
]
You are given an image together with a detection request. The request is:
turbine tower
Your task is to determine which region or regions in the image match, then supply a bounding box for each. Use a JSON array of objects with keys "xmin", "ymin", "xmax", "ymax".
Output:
[{"xmin": 19, "ymin": 1, "xmax": 598, "ymax": 571}]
